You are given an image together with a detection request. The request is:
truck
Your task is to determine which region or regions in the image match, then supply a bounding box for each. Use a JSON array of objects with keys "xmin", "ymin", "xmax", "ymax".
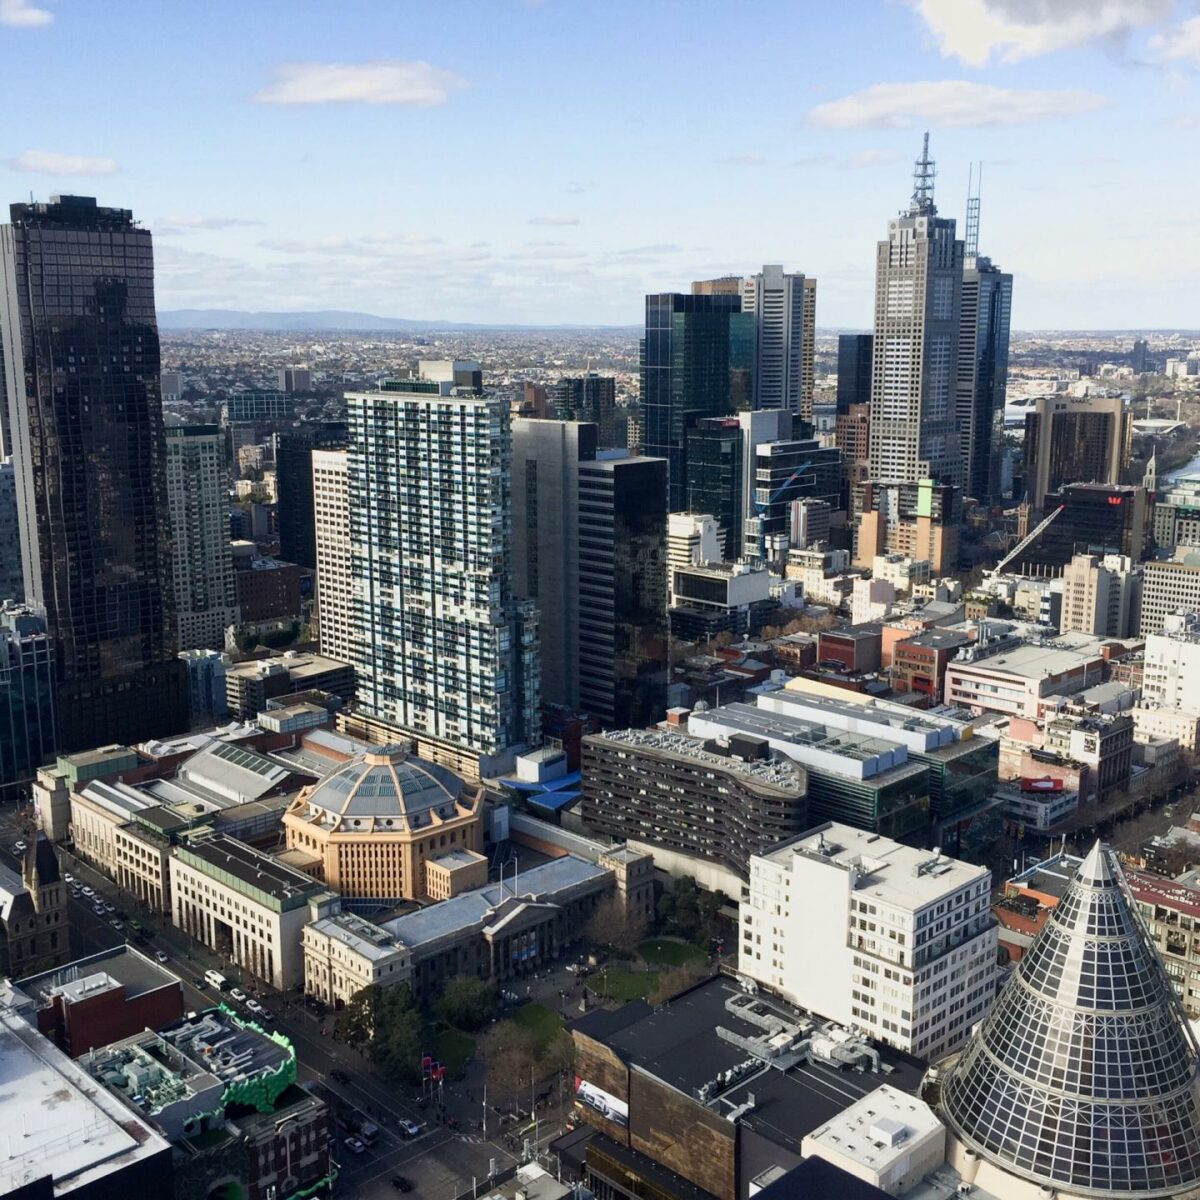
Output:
[{"xmin": 204, "ymin": 968, "xmax": 229, "ymax": 991}]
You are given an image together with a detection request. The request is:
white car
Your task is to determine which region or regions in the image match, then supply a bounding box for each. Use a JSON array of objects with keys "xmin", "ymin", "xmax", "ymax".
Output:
[
  {"xmin": 93, "ymin": 904, "xmax": 106, "ymax": 916},
  {"xmin": 154, "ymin": 950, "xmax": 170, "ymax": 964},
  {"xmin": 81, "ymin": 886, "xmax": 94, "ymax": 897},
  {"xmin": 398, "ymin": 1118, "xmax": 422, "ymax": 1138},
  {"xmin": 63, "ymin": 872, "xmax": 74, "ymax": 884},
  {"xmin": 230, "ymin": 987, "xmax": 247, "ymax": 1002},
  {"xmin": 12, "ymin": 841, "xmax": 26, "ymax": 854},
  {"xmin": 245, "ymin": 999, "xmax": 265, "ymax": 1015},
  {"xmin": 344, "ymin": 1136, "xmax": 365, "ymax": 1155}
]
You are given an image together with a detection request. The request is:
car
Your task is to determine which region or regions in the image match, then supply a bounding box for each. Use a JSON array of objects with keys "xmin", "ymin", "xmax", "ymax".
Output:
[
  {"xmin": 103, "ymin": 902, "xmax": 116, "ymax": 914},
  {"xmin": 81, "ymin": 886, "xmax": 94, "ymax": 897},
  {"xmin": 194, "ymin": 977, "xmax": 207, "ymax": 990},
  {"xmin": 93, "ymin": 904, "xmax": 106, "ymax": 916},
  {"xmin": 12, "ymin": 841, "xmax": 26, "ymax": 854},
  {"xmin": 63, "ymin": 872, "xmax": 74, "ymax": 884},
  {"xmin": 398, "ymin": 1118, "xmax": 422, "ymax": 1138},
  {"xmin": 245, "ymin": 999, "xmax": 265, "ymax": 1015},
  {"xmin": 154, "ymin": 950, "xmax": 169, "ymax": 964},
  {"xmin": 230, "ymin": 987, "xmax": 247, "ymax": 1002},
  {"xmin": 344, "ymin": 1136, "xmax": 365, "ymax": 1155},
  {"xmin": 109, "ymin": 918, "xmax": 123, "ymax": 930},
  {"xmin": 329, "ymin": 1069, "xmax": 350, "ymax": 1085},
  {"xmin": 391, "ymin": 1177, "xmax": 413, "ymax": 1193}
]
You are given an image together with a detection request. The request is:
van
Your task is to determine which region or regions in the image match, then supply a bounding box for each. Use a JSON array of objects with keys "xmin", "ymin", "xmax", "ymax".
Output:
[{"xmin": 204, "ymin": 969, "xmax": 229, "ymax": 991}]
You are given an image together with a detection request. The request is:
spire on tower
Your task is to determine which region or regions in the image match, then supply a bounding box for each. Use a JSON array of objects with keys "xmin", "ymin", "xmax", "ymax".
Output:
[
  {"xmin": 910, "ymin": 131, "xmax": 936, "ymax": 214},
  {"xmin": 965, "ymin": 161, "xmax": 981, "ymax": 258}
]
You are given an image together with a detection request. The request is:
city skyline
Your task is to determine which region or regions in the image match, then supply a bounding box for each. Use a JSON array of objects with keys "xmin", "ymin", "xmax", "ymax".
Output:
[{"xmin": 2, "ymin": 1, "xmax": 1197, "ymax": 329}]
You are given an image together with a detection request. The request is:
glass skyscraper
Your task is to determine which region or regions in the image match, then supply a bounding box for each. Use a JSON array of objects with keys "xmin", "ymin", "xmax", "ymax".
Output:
[
  {"xmin": 641, "ymin": 292, "xmax": 754, "ymax": 511},
  {"xmin": 685, "ymin": 417, "xmax": 743, "ymax": 559},
  {"xmin": 0, "ymin": 195, "xmax": 186, "ymax": 752}
]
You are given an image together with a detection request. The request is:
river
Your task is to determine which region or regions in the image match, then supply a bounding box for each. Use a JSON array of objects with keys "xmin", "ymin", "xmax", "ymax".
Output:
[{"xmin": 1166, "ymin": 446, "xmax": 1200, "ymax": 480}]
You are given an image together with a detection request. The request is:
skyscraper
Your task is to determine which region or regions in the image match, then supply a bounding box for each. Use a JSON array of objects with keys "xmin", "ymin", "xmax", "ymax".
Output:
[
  {"xmin": 275, "ymin": 420, "xmax": 348, "ymax": 568},
  {"xmin": 511, "ymin": 419, "xmax": 668, "ymax": 729},
  {"xmin": 641, "ymin": 292, "xmax": 754, "ymax": 511},
  {"xmin": 0, "ymin": 195, "xmax": 186, "ymax": 751},
  {"xmin": 740, "ymin": 265, "xmax": 809, "ymax": 417},
  {"xmin": 867, "ymin": 136, "xmax": 964, "ymax": 488},
  {"xmin": 0, "ymin": 456, "xmax": 21, "ymax": 603},
  {"xmin": 685, "ymin": 417, "xmax": 744, "ymax": 559},
  {"xmin": 1023, "ymin": 393, "xmax": 1130, "ymax": 510},
  {"xmin": 346, "ymin": 380, "xmax": 539, "ymax": 778},
  {"xmin": 547, "ymin": 373, "xmax": 617, "ymax": 446},
  {"xmin": 165, "ymin": 425, "xmax": 238, "ymax": 652},
  {"xmin": 835, "ymin": 334, "xmax": 873, "ymax": 414},
  {"xmin": 957, "ymin": 250, "xmax": 1012, "ymax": 503},
  {"xmin": 311, "ymin": 448, "xmax": 355, "ymax": 665}
]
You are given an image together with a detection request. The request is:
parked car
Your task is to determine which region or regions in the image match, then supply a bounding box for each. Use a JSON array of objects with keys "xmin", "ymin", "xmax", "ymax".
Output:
[
  {"xmin": 81, "ymin": 886, "xmax": 94, "ymax": 897},
  {"xmin": 398, "ymin": 1118, "xmax": 422, "ymax": 1138},
  {"xmin": 391, "ymin": 1177, "xmax": 413, "ymax": 1192},
  {"xmin": 103, "ymin": 902, "xmax": 116, "ymax": 914},
  {"xmin": 63, "ymin": 872, "xmax": 74, "ymax": 884},
  {"xmin": 194, "ymin": 977, "xmax": 208, "ymax": 990},
  {"xmin": 230, "ymin": 987, "xmax": 247, "ymax": 1002},
  {"xmin": 154, "ymin": 950, "xmax": 170, "ymax": 964},
  {"xmin": 13, "ymin": 841, "xmax": 27, "ymax": 854},
  {"xmin": 245, "ymin": 999, "xmax": 265, "ymax": 1015},
  {"xmin": 344, "ymin": 1136, "xmax": 365, "ymax": 1155},
  {"xmin": 109, "ymin": 918, "xmax": 123, "ymax": 930},
  {"xmin": 93, "ymin": 904, "xmax": 106, "ymax": 917}
]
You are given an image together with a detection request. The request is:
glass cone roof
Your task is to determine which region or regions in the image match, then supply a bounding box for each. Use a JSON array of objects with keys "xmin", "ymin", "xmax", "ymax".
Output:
[{"xmin": 941, "ymin": 842, "xmax": 1200, "ymax": 1197}]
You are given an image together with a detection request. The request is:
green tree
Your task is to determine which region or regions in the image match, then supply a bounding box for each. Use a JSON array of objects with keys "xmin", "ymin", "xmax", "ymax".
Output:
[
  {"xmin": 477, "ymin": 1021, "xmax": 540, "ymax": 1112},
  {"xmin": 657, "ymin": 876, "xmax": 726, "ymax": 945},
  {"xmin": 335, "ymin": 984, "xmax": 382, "ymax": 1048},
  {"xmin": 433, "ymin": 976, "xmax": 498, "ymax": 1032},
  {"xmin": 585, "ymin": 895, "xmax": 646, "ymax": 956},
  {"xmin": 373, "ymin": 987, "xmax": 429, "ymax": 1083}
]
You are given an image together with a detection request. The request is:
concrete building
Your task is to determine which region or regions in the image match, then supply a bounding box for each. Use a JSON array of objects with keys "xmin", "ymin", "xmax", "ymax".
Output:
[
  {"xmin": 1059, "ymin": 551, "xmax": 1141, "ymax": 637},
  {"xmin": 0, "ymin": 604, "xmax": 55, "ymax": 798},
  {"xmin": 0, "ymin": 456, "xmax": 21, "ymax": 602},
  {"xmin": 283, "ymin": 741, "xmax": 485, "ymax": 902},
  {"xmin": 231, "ymin": 548, "xmax": 305, "ymax": 626},
  {"xmin": 670, "ymin": 561, "xmax": 774, "ymax": 641},
  {"xmin": 417, "ymin": 359, "xmax": 482, "ymax": 392},
  {"xmin": 274, "ymin": 420, "xmax": 347, "ymax": 570},
  {"xmin": 277, "ymin": 366, "xmax": 313, "ymax": 393},
  {"xmin": 852, "ymin": 577, "xmax": 895, "ymax": 625},
  {"xmin": 889, "ymin": 628, "xmax": 973, "ymax": 704},
  {"xmin": 303, "ymin": 909, "xmax": 413, "ymax": 1008},
  {"xmin": 1152, "ymin": 474, "xmax": 1200, "ymax": 552},
  {"xmin": 178, "ymin": 647, "xmax": 229, "ymax": 725},
  {"xmin": 0, "ymin": 835, "xmax": 67, "ymax": 978},
  {"xmin": 580, "ymin": 726, "xmax": 808, "ymax": 889},
  {"xmin": 225, "ymin": 651, "xmax": 354, "ymax": 719},
  {"xmin": 1133, "ymin": 703, "xmax": 1200, "ymax": 755},
  {"xmin": 1141, "ymin": 551, "xmax": 1200, "ymax": 637},
  {"xmin": 666, "ymin": 511, "xmax": 722, "ymax": 574},
  {"xmin": 346, "ymin": 380, "xmax": 540, "ymax": 779},
  {"xmin": 311, "ymin": 448, "xmax": 355, "ymax": 664},
  {"xmin": 1143, "ymin": 610, "xmax": 1200, "ymax": 708},
  {"xmin": 1129, "ymin": 868, "xmax": 1200, "ymax": 1018},
  {"xmin": 740, "ymin": 265, "xmax": 809, "ymax": 418},
  {"xmin": 165, "ymin": 425, "xmax": 238, "ymax": 652},
  {"xmin": 548, "ymin": 373, "xmax": 617, "ymax": 446},
  {"xmin": 170, "ymin": 831, "xmax": 334, "ymax": 989},
  {"xmin": 867, "ymin": 138, "xmax": 964, "ymax": 489},
  {"xmin": 740, "ymin": 823, "xmax": 995, "ymax": 1060},
  {"xmin": 852, "ymin": 478, "xmax": 960, "ymax": 576},
  {"xmin": 1022, "ymin": 392, "xmax": 1130, "ymax": 510}
]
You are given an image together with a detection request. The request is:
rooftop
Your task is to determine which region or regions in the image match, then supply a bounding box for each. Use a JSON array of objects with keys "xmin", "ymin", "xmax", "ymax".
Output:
[
  {"xmin": 308, "ymin": 911, "xmax": 408, "ymax": 962},
  {"xmin": 802, "ymin": 1083, "xmax": 944, "ymax": 1176},
  {"xmin": 761, "ymin": 822, "xmax": 989, "ymax": 909},
  {"xmin": 950, "ymin": 639, "xmax": 1104, "ymax": 680},
  {"xmin": 19, "ymin": 945, "xmax": 180, "ymax": 1008},
  {"xmin": 174, "ymin": 833, "xmax": 325, "ymax": 909}
]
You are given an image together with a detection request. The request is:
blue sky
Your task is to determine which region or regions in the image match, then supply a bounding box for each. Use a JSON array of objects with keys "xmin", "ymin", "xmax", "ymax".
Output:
[{"xmin": 2, "ymin": 0, "xmax": 1198, "ymax": 327}]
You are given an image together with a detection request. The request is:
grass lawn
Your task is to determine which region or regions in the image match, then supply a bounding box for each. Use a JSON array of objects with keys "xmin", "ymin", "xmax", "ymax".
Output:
[
  {"xmin": 432, "ymin": 1027, "xmax": 475, "ymax": 1079},
  {"xmin": 590, "ymin": 967, "xmax": 658, "ymax": 1002},
  {"xmin": 638, "ymin": 938, "xmax": 706, "ymax": 967},
  {"xmin": 511, "ymin": 1002, "xmax": 564, "ymax": 1050}
]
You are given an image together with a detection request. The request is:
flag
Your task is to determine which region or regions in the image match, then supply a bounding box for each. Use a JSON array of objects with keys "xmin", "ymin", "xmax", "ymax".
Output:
[{"xmin": 421, "ymin": 1054, "xmax": 432, "ymax": 1076}]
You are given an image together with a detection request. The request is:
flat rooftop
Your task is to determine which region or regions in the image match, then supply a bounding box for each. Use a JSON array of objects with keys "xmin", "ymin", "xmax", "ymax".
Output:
[
  {"xmin": 175, "ymin": 832, "xmax": 324, "ymax": 907},
  {"xmin": 19, "ymin": 945, "xmax": 180, "ymax": 1007},
  {"xmin": 309, "ymin": 911, "xmax": 406, "ymax": 962},
  {"xmin": 1007, "ymin": 851, "xmax": 1083, "ymax": 901},
  {"xmin": 0, "ymin": 1007, "xmax": 170, "ymax": 1196},
  {"xmin": 762, "ymin": 822, "xmax": 989, "ymax": 908},
  {"xmin": 159, "ymin": 1008, "xmax": 290, "ymax": 1082},
  {"xmin": 574, "ymin": 976, "xmax": 926, "ymax": 1150},
  {"xmin": 951, "ymin": 640, "xmax": 1103, "ymax": 680},
  {"xmin": 802, "ymin": 1083, "xmax": 943, "ymax": 1174}
]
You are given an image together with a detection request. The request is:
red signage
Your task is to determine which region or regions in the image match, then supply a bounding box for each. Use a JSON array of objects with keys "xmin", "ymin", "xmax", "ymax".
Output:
[
  {"xmin": 1107, "ymin": 496, "xmax": 1123, "ymax": 506},
  {"xmin": 1020, "ymin": 776, "xmax": 1064, "ymax": 793}
]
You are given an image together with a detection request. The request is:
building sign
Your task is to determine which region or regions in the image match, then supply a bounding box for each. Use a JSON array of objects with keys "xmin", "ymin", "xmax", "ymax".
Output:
[
  {"xmin": 575, "ymin": 1077, "xmax": 629, "ymax": 1127},
  {"xmin": 1020, "ymin": 777, "xmax": 1064, "ymax": 793}
]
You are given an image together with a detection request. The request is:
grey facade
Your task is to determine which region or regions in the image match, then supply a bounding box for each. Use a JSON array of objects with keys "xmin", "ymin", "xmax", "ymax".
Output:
[
  {"xmin": 741, "ymin": 265, "xmax": 809, "ymax": 418},
  {"xmin": 0, "ymin": 604, "xmax": 55, "ymax": 795},
  {"xmin": 868, "ymin": 140, "xmax": 965, "ymax": 489},
  {"xmin": 0, "ymin": 195, "xmax": 186, "ymax": 753},
  {"xmin": 549, "ymin": 374, "xmax": 617, "ymax": 447},
  {"xmin": 274, "ymin": 420, "xmax": 348, "ymax": 568},
  {"xmin": 0, "ymin": 455, "xmax": 21, "ymax": 602}
]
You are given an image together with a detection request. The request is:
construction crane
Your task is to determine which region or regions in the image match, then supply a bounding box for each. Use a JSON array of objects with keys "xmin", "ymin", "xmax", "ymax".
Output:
[
  {"xmin": 988, "ymin": 504, "xmax": 1064, "ymax": 577},
  {"xmin": 751, "ymin": 462, "xmax": 813, "ymax": 515}
]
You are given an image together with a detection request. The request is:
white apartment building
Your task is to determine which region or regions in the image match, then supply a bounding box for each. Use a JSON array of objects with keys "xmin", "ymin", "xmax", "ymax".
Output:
[
  {"xmin": 311, "ymin": 449, "xmax": 355, "ymax": 664},
  {"xmin": 740, "ymin": 267, "xmax": 809, "ymax": 418},
  {"xmin": 1140, "ymin": 554, "xmax": 1200, "ymax": 637},
  {"xmin": 740, "ymin": 823, "xmax": 996, "ymax": 1060},
  {"xmin": 1143, "ymin": 611, "xmax": 1200, "ymax": 710},
  {"xmin": 303, "ymin": 910, "xmax": 412, "ymax": 1008},
  {"xmin": 1060, "ymin": 552, "xmax": 1141, "ymax": 638},
  {"xmin": 165, "ymin": 425, "xmax": 238, "ymax": 651},
  {"xmin": 667, "ymin": 512, "xmax": 722, "ymax": 573},
  {"xmin": 1133, "ymin": 704, "xmax": 1200, "ymax": 755},
  {"xmin": 346, "ymin": 381, "xmax": 540, "ymax": 778}
]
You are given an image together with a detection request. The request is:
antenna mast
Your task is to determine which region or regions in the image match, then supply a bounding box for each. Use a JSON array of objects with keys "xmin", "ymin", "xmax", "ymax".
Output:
[
  {"xmin": 965, "ymin": 161, "xmax": 982, "ymax": 259},
  {"xmin": 911, "ymin": 131, "xmax": 937, "ymax": 214}
]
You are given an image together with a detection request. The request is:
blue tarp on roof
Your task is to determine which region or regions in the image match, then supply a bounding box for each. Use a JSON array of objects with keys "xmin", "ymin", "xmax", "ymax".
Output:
[
  {"xmin": 528, "ymin": 789, "xmax": 582, "ymax": 813},
  {"xmin": 499, "ymin": 769, "xmax": 582, "ymax": 795}
]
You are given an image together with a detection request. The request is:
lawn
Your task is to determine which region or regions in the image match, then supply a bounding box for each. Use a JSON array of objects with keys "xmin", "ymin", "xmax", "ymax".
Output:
[
  {"xmin": 432, "ymin": 1027, "xmax": 475, "ymax": 1079},
  {"xmin": 511, "ymin": 1002, "xmax": 564, "ymax": 1050},
  {"xmin": 638, "ymin": 938, "xmax": 706, "ymax": 967},
  {"xmin": 589, "ymin": 967, "xmax": 658, "ymax": 1002}
]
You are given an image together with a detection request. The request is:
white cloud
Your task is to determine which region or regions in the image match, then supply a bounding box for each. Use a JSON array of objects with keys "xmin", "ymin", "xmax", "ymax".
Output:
[
  {"xmin": 807, "ymin": 81, "xmax": 1106, "ymax": 129},
  {"xmin": 10, "ymin": 149, "xmax": 119, "ymax": 175},
  {"xmin": 253, "ymin": 60, "xmax": 466, "ymax": 106},
  {"xmin": 718, "ymin": 154, "xmax": 768, "ymax": 166},
  {"xmin": 528, "ymin": 214, "xmax": 580, "ymax": 226},
  {"xmin": 910, "ymin": 0, "xmax": 1172, "ymax": 65},
  {"xmin": 157, "ymin": 215, "xmax": 265, "ymax": 234},
  {"xmin": 0, "ymin": 0, "xmax": 52, "ymax": 27},
  {"xmin": 1149, "ymin": 15, "xmax": 1200, "ymax": 62}
]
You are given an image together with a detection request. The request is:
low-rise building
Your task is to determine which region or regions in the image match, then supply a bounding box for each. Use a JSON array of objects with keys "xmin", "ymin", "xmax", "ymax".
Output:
[
  {"xmin": 818, "ymin": 624, "xmax": 883, "ymax": 674},
  {"xmin": 670, "ymin": 561, "xmax": 774, "ymax": 641},
  {"xmin": 0, "ymin": 836, "xmax": 68, "ymax": 978},
  {"xmin": 1134, "ymin": 703, "xmax": 1200, "ymax": 755},
  {"xmin": 889, "ymin": 628, "xmax": 973, "ymax": 704},
  {"xmin": 303, "ymin": 909, "xmax": 413, "ymax": 1008},
  {"xmin": 740, "ymin": 823, "xmax": 995, "ymax": 1060},
  {"xmin": 225, "ymin": 651, "xmax": 355, "ymax": 720},
  {"xmin": 1129, "ymin": 870, "xmax": 1200, "ymax": 1018},
  {"xmin": 996, "ymin": 777, "xmax": 1079, "ymax": 832},
  {"xmin": 170, "ymin": 832, "xmax": 335, "ymax": 989}
]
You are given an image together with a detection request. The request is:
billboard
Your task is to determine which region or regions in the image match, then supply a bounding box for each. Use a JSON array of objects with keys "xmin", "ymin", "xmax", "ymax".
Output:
[
  {"xmin": 575, "ymin": 1077, "xmax": 629, "ymax": 1128},
  {"xmin": 1020, "ymin": 777, "xmax": 1064, "ymax": 793}
]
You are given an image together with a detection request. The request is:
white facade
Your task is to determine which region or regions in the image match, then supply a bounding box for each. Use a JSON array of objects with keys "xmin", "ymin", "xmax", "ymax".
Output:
[
  {"xmin": 303, "ymin": 911, "xmax": 412, "ymax": 1008},
  {"xmin": 1143, "ymin": 612, "xmax": 1200, "ymax": 710},
  {"xmin": 70, "ymin": 781, "xmax": 172, "ymax": 910},
  {"xmin": 312, "ymin": 449, "xmax": 355, "ymax": 664},
  {"xmin": 165, "ymin": 426, "xmax": 238, "ymax": 652},
  {"xmin": 741, "ymin": 267, "xmax": 808, "ymax": 417},
  {"xmin": 740, "ymin": 823, "xmax": 995, "ymax": 1059},
  {"xmin": 1140, "ymin": 557, "xmax": 1200, "ymax": 637},
  {"xmin": 667, "ymin": 512, "xmax": 722, "ymax": 573},
  {"xmin": 1133, "ymin": 704, "xmax": 1200, "ymax": 754},
  {"xmin": 852, "ymin": 576, "xmax": 895, "ymax": 625},
  {"xmin": 346, "ymin": 383, "xmax": 540, "ymax": 775}
]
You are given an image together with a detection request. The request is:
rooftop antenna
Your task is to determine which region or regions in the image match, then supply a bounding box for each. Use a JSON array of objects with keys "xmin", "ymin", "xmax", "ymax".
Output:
[
  {"xmin": 965, "ymin": 162, "xmax": 981, "ymax": 259},
  {"xmin": 911, "ymin": 131, "xmax": 937, "ymax": 214}
]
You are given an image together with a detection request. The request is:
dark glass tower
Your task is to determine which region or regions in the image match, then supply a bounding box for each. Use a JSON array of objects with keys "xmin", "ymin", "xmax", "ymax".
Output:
[
  {"xmin": 685, "ymin": 417, "xmax": 743, "ymax": 559},
  {"xmin": 641, "ymin": 293, "xmax": 754, "ymax": 511},
  {"xmin": 548, "ymin": 374, "xmax": 617, "ymax": 447},
  {"xmin": 274, "ymin": 420, "xmax": 348, "ymax": 567},
  {"xmin": 835, "ymin": 333, "xmax": 872, "ymax": 415},
  {"xmin": 0, "ymin": 195, "xmax": 186, "ymax": 751}
]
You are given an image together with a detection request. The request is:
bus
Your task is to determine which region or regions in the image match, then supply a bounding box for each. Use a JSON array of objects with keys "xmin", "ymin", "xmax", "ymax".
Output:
[{"xmin": 204, "ymin": 969, "xmax": 229, "ymax": 991}]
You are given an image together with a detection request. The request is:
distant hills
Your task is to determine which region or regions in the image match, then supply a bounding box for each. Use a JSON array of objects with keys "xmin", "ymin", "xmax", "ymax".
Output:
[{"xmin": 157, "ymin": 308, "xmax": 638, "ymax": 332}]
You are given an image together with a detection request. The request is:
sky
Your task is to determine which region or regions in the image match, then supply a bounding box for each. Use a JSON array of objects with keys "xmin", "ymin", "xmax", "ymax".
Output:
[{"xmin": 2, "ymin": 0, "xmax": 1198, "ymax": 329}]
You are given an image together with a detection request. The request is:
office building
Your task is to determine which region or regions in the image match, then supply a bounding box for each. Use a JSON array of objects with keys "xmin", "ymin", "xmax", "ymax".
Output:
[
  {"xmin": 745, "ymin": 435, "xmax": 842, "ymax": 561},
  {"xmin": 1143, "ymin": 611, "xmax": 1200, "ymax": 708},
  {"xmin": 165, "ymin": 425, "xmax": 238, "ymax": 652},
  {"xmin": 1022, "ymin": 393, "xmax": 1130, "ymax": 509},
  {"xmin": 867, "ymin": 137, "xmax": 964, "ymax": 488},
  {"xmin": 225, "ymin": 391, "xmax": 294, "ymax": 423},
  {"xmin": 741, "ymin": 824, "xmax": 994, "ymax": 1059},
  {"xmin": 274, "ymin": 420, "xmax": 347, "ymax": 569},
  {"xmin": 0, "ymin": 456, "xmax": 21, "ymax": 601},
  {"xmin": 1131, "ymin": 337, "xmax": 1150, "ymax": 373},
  {"xmin": 178, "ymin": 647, "xmax": 229, "ymax": 725},
  {"xmin": 1059, "ymin": 551, "xmax": 1141, "ymax": 637},
  {"xmin": 740, "ymin": 265, "xmax": 809, "ymax": 417},
  {"xmin": 277, "ymin": 365, "xmax": 312, "ymax": 393},
  {"xmin": 346, "ymin": 380, "xmax": 539, "ymax": 779},
  {"xmin": 939, "ymin": 843, "xmax": 1200, "ymax": 1199},
  {"xmin": 548, "ymin": 373, "xmax": 617, "ymax": 445},
  {"xmin": 581, "ymin": 726, "xmax": 808, "ymax": 889},
  {"xmin": 1152, "ymin": 474, "xmax": 1200, "ymax": 551},
  {"xmin": 1013, "ymin": 482, "xmax": 1150, "ymax": 576},
  {"xmin": 0, "ymin": 604, "xmax": 55, "ymax": 796},
  {"xmin": 231, "ymin": 547, "xmax": 305, "ymax": 625},
  {"xmin": 1141, "ymin": 550, "xmax": 1200, "ymax": 637},
  {"xmin": 835, "ymin": 402, "xmax": 871, "ymax": 491},
  {"xmin": 852, "ymin": 477, "xmax": 960, "ymax": 575},
  {"xmin": 691, "ymin": 276, "xmax": 742, "ymax": 296},
  {"xmin": 418, "ymin": 358, "xmax": 482, "ymax": 393},
  {"xmin": 956, "ymin": 250, "xmax": 1012, "ymax": 502},
  {"xmin": 666, "ymin": 512, "xmax": 722, "ymax": 572},
  {"xmin": 511, "ymin": 419, "xmax": 668, "ymax": 729},
  {"xmin": 225, "ymin": 651, "xmax": 353, "ymax": 719},
  {"xmin": 641, "ymin": 292, "xmax": 754, "ymax": 510},
  {"xmin": 160, "ymin": 369, "xmax": 183, "ymax": 402},
  {"xmin": 836, "ymin": 333, "xmax": 873, "ymax": 413},
  {"xmin": 311, "ymin": 447, "xmax": 355, "ymax": 663},
  {"xmin": 669, "ymin": 561, "xmax": 774, "ymax": 641},
  {"xmin": 802, "ymin": 276, "xmax": 817, "ymax": 421},
  {"xmin": 283, "ymin": 741, "xmax": 485, "ymax": 902},
  {"xmin": 685, "ymin": 416, "xmax": 743, "ymax": 557},
  {"xmin": 0, "ymin": 195, "xmax": 187, "ymax": 751}
]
